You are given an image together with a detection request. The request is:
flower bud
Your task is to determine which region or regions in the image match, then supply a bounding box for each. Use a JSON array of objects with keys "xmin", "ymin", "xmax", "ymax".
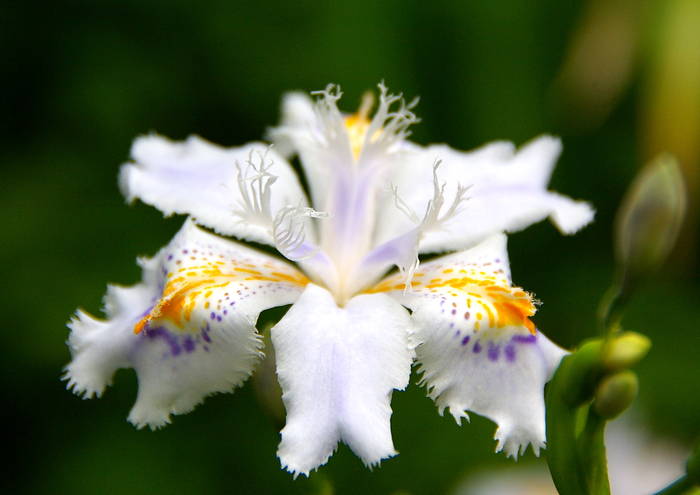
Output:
[
  {"xmin": 594, "ymin": 370, "xmax": 639, "ymax": 419},
  {"xmin": 602, "ymin": 331, "xmax": 651, "ymax": 372},
  {"xmin": 615, "ymin": 154, "xmax": 686, "ymax": 288}
]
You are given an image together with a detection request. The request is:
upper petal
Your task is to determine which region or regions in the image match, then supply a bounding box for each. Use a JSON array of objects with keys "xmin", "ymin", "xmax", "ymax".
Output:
[
  {"xmin": 267, "ymin": 91, "xmax": 336, "ymax": 211},
  {"xmin": 120, "ymin": 135, "xmax": 309, "ymax": 245},
  {"xmin": 370, "ymin": 234, "xmax": 567, "ymax": 457},
  {"xmin": 65, "ymin": 219, "xmax": 307, "ymax": 428},
  {"xmin": 374, "ymin": 136, "xmax": 594, "ymax": 254},
  {"xmin": 271, "ymin": 284, "xmax": 413, "ymax": 477},
  {"xmin": 268, "ymin": 91, "xmax": 319, "ymax": 159}
]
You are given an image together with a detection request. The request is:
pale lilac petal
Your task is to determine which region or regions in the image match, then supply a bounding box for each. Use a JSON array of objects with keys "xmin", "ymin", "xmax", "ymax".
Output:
[
  {"xmin": 120, "ymin": 135, "xmax": 309, "ymax": 245},
  {"xmin": 374, "ymin": 136, "xmax": 594, "ymax": 254}
]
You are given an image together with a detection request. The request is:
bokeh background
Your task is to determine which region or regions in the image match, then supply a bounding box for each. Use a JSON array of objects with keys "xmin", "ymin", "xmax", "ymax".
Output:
[{"xmin": 3, "ymin": 0, "xmax": 699, "ymax": 494}]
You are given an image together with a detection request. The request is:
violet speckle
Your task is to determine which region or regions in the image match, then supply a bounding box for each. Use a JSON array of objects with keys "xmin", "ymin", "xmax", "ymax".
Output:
[
  {"xmin": 145, "ymin": 327, "xmax": 182, "ymax": 356},
  {"xmin": 512, "ymin": 334, "xmax": 537, "ymax": 344},
  {"xmin": 488, "ymin": 342, "xmax": 500, "ymax": 361}
]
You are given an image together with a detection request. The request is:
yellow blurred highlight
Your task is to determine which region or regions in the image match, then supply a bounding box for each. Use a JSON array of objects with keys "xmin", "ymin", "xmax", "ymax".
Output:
[
  {"xmin": 552, "ymin": 0, "xmax": 641, "ymax": 130},
  {"xmin": 641, "ymin": 0, "xmax": 700, "ymax": 270}
]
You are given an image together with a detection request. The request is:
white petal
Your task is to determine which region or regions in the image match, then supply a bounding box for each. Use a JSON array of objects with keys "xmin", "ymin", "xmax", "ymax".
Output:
[
  {"xmin": 268, "ymin": 92, "xmax": 319, "ymax": 159},
  {"xmin": 373, "ymin": 234, "xmax": 567, "ymax": 457},
  {"xmin": 271, "ymin": 284, "xmax": 413, "ymax": 477},
  {"xmin": 267, "ymin": 91, "xmax": 335, "ymax": 210},
  {"xmin": 374, "ymin": 136, "xmax": 594, "ymax": 253},
  {"xmin": 65, "ymin": 219, "xmax": 307, "ymax": 428},
  {"xmin": 65, "ymin": 275, "xmax": 157, "ymax": 399},
  {"xmin": 120, "ymin": 135, "xmax": 309, "ymax": 245}
]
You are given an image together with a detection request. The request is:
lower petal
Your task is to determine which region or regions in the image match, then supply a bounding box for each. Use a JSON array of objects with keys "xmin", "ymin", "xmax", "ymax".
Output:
[
  {"xmin": 373, "ymin": 234, "xmax": 567, "ymax": 457},
  {"xmin": 271, "ymin": 284, "xmax": 413, "ymax": 476},
  {"xmin": 417, "ymin": 327, "xmax": 566, "ymax": 458},
  {"xmin": 65, "ymin": 219, "xmax": 307, "ymax": 428}
]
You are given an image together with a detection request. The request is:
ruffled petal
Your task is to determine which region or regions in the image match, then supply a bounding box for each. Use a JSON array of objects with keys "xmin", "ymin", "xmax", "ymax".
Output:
[
  {"xmin": 64, "ymin": 265, "xmax": 159, "ymax": 399},
  {"xmin": 65, "ymin": 219, "xmax": 307, "ymax": 428},
  {"xmin": 370, "ymin": 234, "xmax": 567, "ymax": 457},
  {"xmin": 271, "ymin": 284, "xmax": 413, "ymax": 477},
  {"xmin": 120, "ymin": 135, "xmax": 309, "ymax": 245},
  {"xmin": 374, "ymin": 136, "xmax": 594, "ymax": 254}
]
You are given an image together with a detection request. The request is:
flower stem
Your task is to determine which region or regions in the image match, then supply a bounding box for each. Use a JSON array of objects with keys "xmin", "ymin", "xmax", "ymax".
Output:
[{"xmin": 546, "ymin": 341, "xmax": 611, "ymax": 495}]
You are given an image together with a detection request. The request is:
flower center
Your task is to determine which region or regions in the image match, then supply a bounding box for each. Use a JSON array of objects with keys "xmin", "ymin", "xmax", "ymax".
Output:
[
  {"xmin": 344, "ymin": 114, "xmax": 371, "ymax": 160},
  {"xmin": 343, "ymin": 91, "xmax": 375, "ymax": 160},
  {"xmin": 300, "ymin": 85, "xmax": 420, "ymax": 305}
]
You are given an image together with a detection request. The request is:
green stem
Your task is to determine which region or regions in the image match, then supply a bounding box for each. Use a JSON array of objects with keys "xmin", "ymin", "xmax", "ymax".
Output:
[
  {"xmin": 577, "ymin": 410, "xmax": 610, "ymax": 495},
  {"xmin": 598, "ymin": 280, "xmax": 629, "ymax": 337},
  {"xmin": 547, "ymin": 396, "xmax": 587, "ymax": 495},
  {"xmin": 546, "ymin": 341, "xmax": 608, "ymax": 495}
]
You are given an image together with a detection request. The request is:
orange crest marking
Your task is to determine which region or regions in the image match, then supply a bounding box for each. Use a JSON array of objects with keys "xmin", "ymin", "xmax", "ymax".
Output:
[
  {"xmin": 134, "ymin": 261, "xmax": 308, "ymax": 334},
  {"xmin": 367, "ymin": 268, "xmax": 536, "ymax": 335}
]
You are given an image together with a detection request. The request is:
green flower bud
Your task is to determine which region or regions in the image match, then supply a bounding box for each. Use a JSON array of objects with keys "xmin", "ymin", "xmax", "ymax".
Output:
[
  {"xmin": 594, "ymin": 370, "xmax": 639, "ymax": 419},
  {"xmin": 615, "ymin": 154, "xmax": 686, "ymax": 289},
  {"xmin": 602, "ymin": 332, "xmax": 651, "ymax": 371}
]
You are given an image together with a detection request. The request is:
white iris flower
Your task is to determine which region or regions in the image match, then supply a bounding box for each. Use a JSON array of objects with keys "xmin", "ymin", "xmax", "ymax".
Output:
[{"xmin": 64, "ymin": 84, "xmax": 593, "ymax": 476}]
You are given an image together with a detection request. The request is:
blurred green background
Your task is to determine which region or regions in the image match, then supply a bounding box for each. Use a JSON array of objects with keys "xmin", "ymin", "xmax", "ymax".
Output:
[{"xmin": 3, "ymin": 0, "xmax": 699, "ymax": 494}]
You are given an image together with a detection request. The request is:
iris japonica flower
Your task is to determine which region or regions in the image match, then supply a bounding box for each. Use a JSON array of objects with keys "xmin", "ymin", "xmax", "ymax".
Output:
[{"xmin": 65, "ymin": 84, "xmax": 593, "ymax": 476}]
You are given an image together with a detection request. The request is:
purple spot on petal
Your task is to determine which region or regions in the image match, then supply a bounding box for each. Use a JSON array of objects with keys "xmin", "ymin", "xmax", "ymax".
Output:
[
  {"xmin": 505, "ymin": 344, "xmax": 516, "ymax": 362},
  {"xmin": 451, "ymin": 309, "xmax": 457, "ymax": 315},
  {"xmin": 512, "ymin": 334, "xmax": 537, "ymax": 344},
  {"xmin": 488, "ymin": 342, "xmax": 500, "ymax": 361},
  {"xmin": 183, "ymin": 337, "xmax": 195, "ymax": 353},
  {"xmin": 210, "ymin": 312, "xmax": 216, "ymax": 320},
  {"xmin": 145, "ymin": 327, "xmax": 182, "ymax": 356},
  {"xmin": 461, "ymin": 336, "xmax": 471, "ymax": 346},
  {"xmin": 473, "ymin": 341, "xmax": 482, "ymax": 353},
  {"xmin": 216, "ymin": 315, "xmax": 222, "ymax": 322}
]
